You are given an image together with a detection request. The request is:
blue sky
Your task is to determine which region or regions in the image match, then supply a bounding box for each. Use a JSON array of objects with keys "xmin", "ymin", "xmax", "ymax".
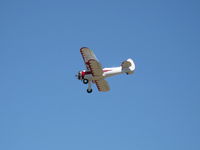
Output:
[{"xmin": 0, "ymin": 0, "xmax": 200, "ymax": 150}]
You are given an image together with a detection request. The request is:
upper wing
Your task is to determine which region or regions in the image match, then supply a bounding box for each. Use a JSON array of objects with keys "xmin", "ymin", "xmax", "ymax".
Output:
[
  {"xmin": 88, "ymin": 59, "xmax": 103, "ymax": 76},
  {"xmin": 95, "ymin": 79, "xmax": 110, "ymax": 92},
  {"xmin": 80, "ymin": 47, "xmax": 110, "ymax": 92},
  {"xmin": 80, "ymin": 47, "xmax": 99, "ymax": 71}
]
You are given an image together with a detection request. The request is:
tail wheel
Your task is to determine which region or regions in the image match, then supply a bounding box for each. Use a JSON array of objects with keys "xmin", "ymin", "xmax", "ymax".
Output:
[
  {"xmin": 87, "ymin": 89, "xmax": 93, "ymax": 93},
  {"xmin": 83, "ymin": 79, "xmax": 89, "ymax": 84}
]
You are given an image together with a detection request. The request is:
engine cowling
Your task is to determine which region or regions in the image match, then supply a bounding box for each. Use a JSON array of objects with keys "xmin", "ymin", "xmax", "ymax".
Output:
[
  {"xmin": 76, "ymin": 71, "xmax": 86, "ymax": 80},
  {"xmin": 76, "ymin": 70, "xmax": 92, "ymax": 80}
]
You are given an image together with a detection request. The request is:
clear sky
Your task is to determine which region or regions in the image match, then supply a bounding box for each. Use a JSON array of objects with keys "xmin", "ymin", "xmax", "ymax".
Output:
[{"xmin": 0, "ymin": 0, "xmax": 200, "ymax": 150}]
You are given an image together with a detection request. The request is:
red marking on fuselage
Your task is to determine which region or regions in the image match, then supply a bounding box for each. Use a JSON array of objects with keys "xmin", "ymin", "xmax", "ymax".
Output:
[
  {"xmin": 103, "ymin": 69, "xmax": 112, "ymax": 72},
  {"xmin": 81, "ymin": 69, "xmax": 111, "ymax": 78},
  {"xmin": 85, "ymin": 71, "xmax": 92, "ymax": 74},
  {"xmin": 81, "ymin": 70, "xmax": 92, "ymax": 78}
]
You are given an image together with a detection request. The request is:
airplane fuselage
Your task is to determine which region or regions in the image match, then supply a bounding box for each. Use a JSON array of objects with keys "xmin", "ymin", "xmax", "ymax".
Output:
[
  {"xmin": 78, "ymin": 66, "xmax": 132, "ymax": 82},
  {"xmin": 77, "ymin": 47, "xmax": 135, "ymax": 93}
]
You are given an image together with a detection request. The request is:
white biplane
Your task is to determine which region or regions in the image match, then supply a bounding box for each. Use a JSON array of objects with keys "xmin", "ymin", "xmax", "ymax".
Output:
[{"xmin": 76, "ymin": 47, "xmax": 135, "ymax": 93}]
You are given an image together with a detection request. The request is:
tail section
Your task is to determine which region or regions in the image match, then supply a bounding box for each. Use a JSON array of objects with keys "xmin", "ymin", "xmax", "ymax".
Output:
[{"xmin": 121, "ymin": 58, "xmax": 135, "ymax": 75}]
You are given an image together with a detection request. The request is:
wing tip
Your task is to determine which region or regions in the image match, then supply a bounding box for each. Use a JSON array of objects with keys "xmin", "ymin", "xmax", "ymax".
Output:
[{"xmin": 80, "ymin": 47, "xmax": 89, "ymax": 51}]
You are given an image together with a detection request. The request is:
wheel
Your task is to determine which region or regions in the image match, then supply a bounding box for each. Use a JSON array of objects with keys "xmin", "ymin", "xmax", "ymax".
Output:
[
  {"xmin": 87, "ymin": 89, "xmax": 93, "ymax": 93},
  {"xmin": 83, "ymin": 79, "xmax": 89, "ymax": 84}
]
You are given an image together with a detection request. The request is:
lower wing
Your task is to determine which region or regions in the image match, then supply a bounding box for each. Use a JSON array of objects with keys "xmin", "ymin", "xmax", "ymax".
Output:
[{"xmin": 95, "ymin": 79, "xmax": 110, "ymax": 92}]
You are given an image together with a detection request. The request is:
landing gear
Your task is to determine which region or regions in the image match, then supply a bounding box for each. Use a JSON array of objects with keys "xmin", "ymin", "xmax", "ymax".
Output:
[
  {"xmin": 83, "ymin": 79, "xmax": 89, "ymax": 84},
  {"xmin": 87, "ymin": 88, "xmax": 93, "ymax": 93},
  {"xmin": 87, "ymin": 81, "xmax": 92, "ymax": 93}
]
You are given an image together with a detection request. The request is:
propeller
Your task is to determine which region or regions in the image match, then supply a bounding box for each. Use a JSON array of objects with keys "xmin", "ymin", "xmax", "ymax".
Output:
[{"xmin": 75, "ymin": 71, "xmax": 82, "ymax": 80}]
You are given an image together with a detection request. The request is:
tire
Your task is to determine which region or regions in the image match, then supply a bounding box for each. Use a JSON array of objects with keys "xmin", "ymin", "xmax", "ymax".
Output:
[
  {"xmin": 87, "ymin": 89, "xmax": 93, "ymax": 93},
  {"xmin": 83, "ymin": 79, "xmax": 89, "ymax": 84}
]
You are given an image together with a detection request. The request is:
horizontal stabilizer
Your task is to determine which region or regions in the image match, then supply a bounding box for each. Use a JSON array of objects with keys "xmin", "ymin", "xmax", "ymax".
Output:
[
  {"xmin": 121, "ymin": 60, "xmax": 131, "ymax": 69},
  {"xmin": 121, "ymin": 58, "xmax": 135, "ymax": 74}
]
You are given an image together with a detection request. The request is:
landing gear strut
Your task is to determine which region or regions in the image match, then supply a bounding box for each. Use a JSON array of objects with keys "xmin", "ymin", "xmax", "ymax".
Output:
[{"xmin": 87, "ymin": 81, "xmax": 92, "ymax": 93}]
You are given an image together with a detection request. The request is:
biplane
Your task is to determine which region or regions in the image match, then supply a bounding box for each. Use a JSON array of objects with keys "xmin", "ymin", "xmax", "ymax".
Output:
[{"xmin": 76, "ymin": 47, "xmax": 135, "ymax": 93}]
